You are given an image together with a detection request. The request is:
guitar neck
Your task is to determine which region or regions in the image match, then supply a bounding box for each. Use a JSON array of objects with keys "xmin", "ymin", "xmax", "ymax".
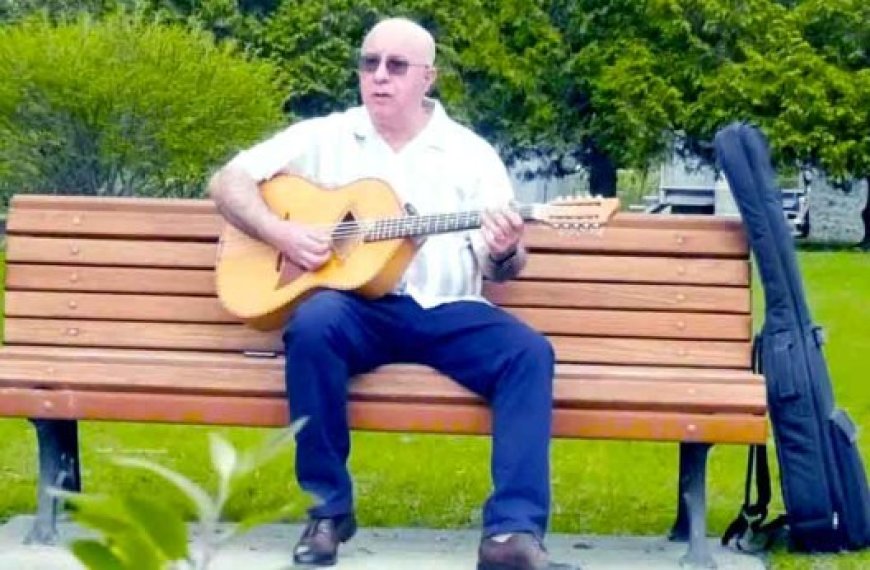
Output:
[{"xmin": 364, "ymin": 204, "xmax": 535, "ymax": 242}]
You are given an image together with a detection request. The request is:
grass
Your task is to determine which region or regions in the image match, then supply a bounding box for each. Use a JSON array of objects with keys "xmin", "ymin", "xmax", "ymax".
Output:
[{"xmin": 0, "ymin": 249, "xmax": 868, "ymax": 569}]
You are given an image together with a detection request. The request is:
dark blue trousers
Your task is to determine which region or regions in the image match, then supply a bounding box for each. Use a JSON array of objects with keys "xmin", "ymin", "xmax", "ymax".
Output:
[{"xmin": 282, "ymin": 291, "xmax": 555, "ymax": 538}]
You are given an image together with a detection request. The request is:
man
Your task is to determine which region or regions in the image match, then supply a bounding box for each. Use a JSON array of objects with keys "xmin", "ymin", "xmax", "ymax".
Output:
[{"xmin": 208, "ymin": 17, "xmax": 557, "ymax": 570}]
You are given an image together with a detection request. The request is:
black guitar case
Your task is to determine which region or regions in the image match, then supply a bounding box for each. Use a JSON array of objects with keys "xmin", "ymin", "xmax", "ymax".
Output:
[{"xmin": 713, "ymin": 122, "xmax": 870, "ymax": 553}]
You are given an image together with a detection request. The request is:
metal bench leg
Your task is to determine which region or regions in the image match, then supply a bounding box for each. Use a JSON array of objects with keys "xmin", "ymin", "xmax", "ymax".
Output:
[
  {"xmin": 25, "ymin": 419, "xmax": 81, "ymax": 545},
  {"xmin": 669, "ymin": 442, "xmax": 716, "ymax": 568}
]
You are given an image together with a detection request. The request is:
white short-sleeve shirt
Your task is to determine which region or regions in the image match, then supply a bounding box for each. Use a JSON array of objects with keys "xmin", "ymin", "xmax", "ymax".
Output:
[{"xmin": 227, "ymin": 100, "xmax": 515, "ymax": 308}]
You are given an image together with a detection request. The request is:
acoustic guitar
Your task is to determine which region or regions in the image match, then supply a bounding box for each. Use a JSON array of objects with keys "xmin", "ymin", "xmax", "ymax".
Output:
[{"xmin": 215, "ymin": 174, "xmax": 619, "ymax": 331}]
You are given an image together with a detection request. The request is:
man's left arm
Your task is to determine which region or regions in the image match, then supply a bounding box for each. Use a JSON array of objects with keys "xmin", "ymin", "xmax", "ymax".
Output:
[
  {"xmin": 469, "ymin": 145, "xmax": 528, "ymax": 282},
  {"xmin": 479, "ymin": 209, "xmax": 528, "ymax": 282}
]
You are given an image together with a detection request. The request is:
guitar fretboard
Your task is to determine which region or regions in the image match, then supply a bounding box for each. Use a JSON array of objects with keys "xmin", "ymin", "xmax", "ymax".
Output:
[{"xmin": 363, "ymin": 205, "xmax": 535, "ymax": 242}]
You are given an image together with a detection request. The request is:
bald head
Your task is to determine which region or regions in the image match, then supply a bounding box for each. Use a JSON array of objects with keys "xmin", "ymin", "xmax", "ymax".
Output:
[{"xmin": 362, "ymin": 18, "xmax": 436, "ymax": 65}]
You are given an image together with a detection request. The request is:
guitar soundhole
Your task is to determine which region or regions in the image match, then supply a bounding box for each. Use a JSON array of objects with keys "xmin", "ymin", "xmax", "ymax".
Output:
[{"xmin": 332, "ymin": 211, "xmax": 361, "ymax": 259}]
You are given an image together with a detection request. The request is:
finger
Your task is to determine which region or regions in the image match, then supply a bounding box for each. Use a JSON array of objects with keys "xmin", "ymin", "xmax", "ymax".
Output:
[
  {"xmin": 493, "ymin": 210, "xmax": 516, "ymax": 232},
  {"xmin": 493, "ymin": 210, "xmax": 523, "ymax": 244},
  {"xmin": 481, "ymin": 210, "xmax": 496, "ymax": 231},
  {"xmin": 314, "ymin": 228, "xmax": 333, "ymax": 241},
  {"xmin": 302, "ymin": 235, "xmax": 331, "ymax": 254},
  {"xmin": 495, "ymin": 214, "xmax": 516, "ymax": 241},
  {"xmin": 505, "ymin": 210, "xmax": 524, "ymax": 230},
  {"xmin": 481, "ymin": 226, "xmax": 497, "ymax": 249},
  {"xmin": 300, "ymin": 250, "xmax": 330, "ymax": 271},
  {"xmin": 307, "ymin": 230, "xmax": 331, "ymax": 246},
  {"xmin": 488, "ymin": 222, "xmax": 507, "ymax": 245}
]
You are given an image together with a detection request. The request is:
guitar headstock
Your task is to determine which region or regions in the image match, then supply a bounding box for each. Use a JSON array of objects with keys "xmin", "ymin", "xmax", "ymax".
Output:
[{"xmin": 529, "ymin": 196, "xmax": 620, "ymax": 231}]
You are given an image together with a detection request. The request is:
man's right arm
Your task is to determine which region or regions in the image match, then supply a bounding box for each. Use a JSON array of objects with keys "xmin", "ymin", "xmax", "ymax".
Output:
[
  {"xmin": 208, "ymin": 117, "xmax": 338, "ymax": 270},
  {"xmin": 207, "ymin": 165, "xmax": 282, "ymax": 244},
  {"xmin": 208, "ymin": 166, "xmax": 331, "ymax": 271}
]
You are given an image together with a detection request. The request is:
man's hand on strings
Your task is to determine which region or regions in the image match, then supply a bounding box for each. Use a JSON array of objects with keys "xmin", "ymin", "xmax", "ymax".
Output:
[
  {"xmin": 264, "ymin": 220, "xmax": 331, "ymax": 271},
  {"xmin": 482, "ymin": 207, "xmax": 524, "ymax": 261}
]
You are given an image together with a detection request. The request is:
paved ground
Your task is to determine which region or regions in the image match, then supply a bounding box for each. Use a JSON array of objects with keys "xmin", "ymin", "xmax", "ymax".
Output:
[{"xmin": 0, "ymin": 515, "xmax": 766, "ymax": 569}]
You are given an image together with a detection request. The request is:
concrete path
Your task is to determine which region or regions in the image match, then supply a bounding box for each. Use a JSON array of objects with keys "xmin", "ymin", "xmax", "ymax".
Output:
[{"xmin": 0, "ymin": 515, "xmax": 766, "ymax": 569}]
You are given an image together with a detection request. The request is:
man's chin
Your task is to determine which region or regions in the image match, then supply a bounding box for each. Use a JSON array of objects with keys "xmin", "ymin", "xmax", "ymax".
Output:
[{"xmin": 366, "ymin": 105, "xmax": 395, "ymax": 122}]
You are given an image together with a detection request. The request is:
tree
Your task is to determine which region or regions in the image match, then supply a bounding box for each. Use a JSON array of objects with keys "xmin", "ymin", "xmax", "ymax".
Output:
[
  {"xmin": 793, "ymin": 0, "xmax": 870, "ymax": 247},
  {"xmin": 250, "ymin": 0, "xmax": 571, "ymax": 174},
  {"xmin": 0, "ymin": 13, "xmax": 285, "ymax": 202},
  {"xmin": 684, "ymin": 0, "xmax": 869, "ymax": 246}
]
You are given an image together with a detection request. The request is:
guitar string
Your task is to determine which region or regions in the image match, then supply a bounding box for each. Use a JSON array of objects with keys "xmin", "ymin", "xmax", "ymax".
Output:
[
  {"xmin": 225, "ymin": 209, "xmax": 605, "ymax": 252},
  {"xmin": 294, "ymin": 205, "xmax": 605, "ymax": 238},
  {"xmin": 225, "ymin": 219, "xmax": 604, "ymax": 254},
  {"xmin": 280, "ymin": 210, "xmax": 509, "ymax": 239},
  {"xmin": 223, "ymin": 205, "xmax": 607, "ymax": 252}
]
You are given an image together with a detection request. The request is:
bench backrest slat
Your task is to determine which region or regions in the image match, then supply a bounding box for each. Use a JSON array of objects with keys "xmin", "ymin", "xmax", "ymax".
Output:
[
  {"xmin": 8, "ymin": 196, "xmax": 749, "ymax": 256},
  {"xmin": 4, "ymin": 196, "xmax": 753, "ymax": 370},
  {"xmin": 5, "ymin": 292, "xmax": 750, "ymax": 339}
]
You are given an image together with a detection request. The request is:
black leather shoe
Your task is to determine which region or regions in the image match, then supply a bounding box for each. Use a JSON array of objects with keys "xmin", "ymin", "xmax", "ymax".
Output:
[
  {"xmin": 477, "ymin": 533, "xmax": 581, "ymax": 570},
  {"xmin": 292, "ymin": 513, "xmax": 357, "ymax": 566}
]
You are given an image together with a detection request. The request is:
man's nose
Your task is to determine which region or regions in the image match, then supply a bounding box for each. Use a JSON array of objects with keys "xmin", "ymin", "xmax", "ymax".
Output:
[{"xmin": 373, "ymin": 60, "xmax": 390, "ymax": 82}]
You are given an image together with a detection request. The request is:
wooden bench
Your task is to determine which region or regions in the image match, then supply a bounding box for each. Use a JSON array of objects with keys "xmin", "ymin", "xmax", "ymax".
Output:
[{"xmin": 0, "ymin": 195, "xmax": 767, "ymax": 567}]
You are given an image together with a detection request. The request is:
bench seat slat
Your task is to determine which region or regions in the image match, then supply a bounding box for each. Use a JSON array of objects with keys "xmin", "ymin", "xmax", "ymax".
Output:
[
  {"xmin": 3, "ymin": 318, "xmax": 751, "ymax": 367},
  {"xmin": 0, "ymin": 356, "xmax": 765, "ymax": 414},
  {"xmin": 0, "ymin": 346, "xmax": 763, "ymax": 382},
  {"xmin": 0, "ymin": 387, "xmax": 767, "ymax": 444},
  {"xmin": 5, "ymin": 281, "xmax": 753, "ymax": 314},
  {"xmin": 5, "ymin": 294, "xmax": 751, "ymax": 340}
]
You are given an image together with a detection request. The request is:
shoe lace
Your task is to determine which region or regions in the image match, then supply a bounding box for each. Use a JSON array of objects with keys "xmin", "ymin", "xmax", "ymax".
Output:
[{"xmin": 302, "ymin": 518, "xmax": 333, "ymax": 539}]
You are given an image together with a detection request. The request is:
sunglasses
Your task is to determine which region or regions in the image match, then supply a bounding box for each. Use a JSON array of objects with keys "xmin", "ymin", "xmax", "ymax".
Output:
[{"xmin": 358, "ymin": 53, "xmax": 429, "ymax": 76}]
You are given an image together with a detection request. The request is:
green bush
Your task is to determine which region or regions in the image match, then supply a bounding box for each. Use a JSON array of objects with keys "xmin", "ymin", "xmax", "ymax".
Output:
[
  {"xmin": 0, "ymin": 13, "xmax": 285, "ymax": 204},
  {"xmin": 53, "ymin": 424, "xmax": 305, "ymax": 570}
]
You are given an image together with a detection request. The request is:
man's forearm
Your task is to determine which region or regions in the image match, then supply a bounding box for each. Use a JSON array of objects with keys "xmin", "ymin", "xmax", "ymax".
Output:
[
  {"xmin": 208, "ymin": 167, "xmax": 280, "ymax": 242},
  {"xmin": 480, "ymin": 244, "xmax": 527, "ymax": 282}
]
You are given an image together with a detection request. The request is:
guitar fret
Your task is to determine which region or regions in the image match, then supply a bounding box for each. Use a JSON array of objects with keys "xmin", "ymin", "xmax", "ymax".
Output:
[{"xmin": 365, "ymin": 207, "xmax": 535, "ymax": 243}]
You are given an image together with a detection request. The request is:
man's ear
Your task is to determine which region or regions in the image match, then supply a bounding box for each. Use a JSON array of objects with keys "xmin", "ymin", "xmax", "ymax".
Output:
[{"xmin": 425, "ymin": 66, "xmax": 438, "ymax": 93}]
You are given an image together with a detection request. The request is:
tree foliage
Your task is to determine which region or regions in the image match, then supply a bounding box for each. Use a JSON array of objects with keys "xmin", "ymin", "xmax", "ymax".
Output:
[
  {"xmin": 0, "ymin": 0, "xmax": 867, "ymax": 209},
  {"xmin": 0, "ymin": 13, "xmax": 285, "ymax": 202}
]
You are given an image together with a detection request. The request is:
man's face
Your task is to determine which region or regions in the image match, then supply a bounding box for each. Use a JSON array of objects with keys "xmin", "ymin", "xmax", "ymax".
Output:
[{"xmin": 358, "ymin": 31, "xmax": 434, "ymax": 126}]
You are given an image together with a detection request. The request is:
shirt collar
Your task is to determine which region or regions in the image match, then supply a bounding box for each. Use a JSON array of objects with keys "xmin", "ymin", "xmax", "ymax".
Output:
[{"xmin": 352, "ymin": 98, "xmax": 449, "ymax": 150}]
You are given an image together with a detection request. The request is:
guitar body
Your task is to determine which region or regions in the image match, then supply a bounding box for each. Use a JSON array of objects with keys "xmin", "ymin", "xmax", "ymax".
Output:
[
  {"xmin": 215, "ymin": 175, "xmax": 417, "ymax": 331},
  {"xmin": 216, "ymin": 174, "xmax": 620, "ymax": 331}
]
